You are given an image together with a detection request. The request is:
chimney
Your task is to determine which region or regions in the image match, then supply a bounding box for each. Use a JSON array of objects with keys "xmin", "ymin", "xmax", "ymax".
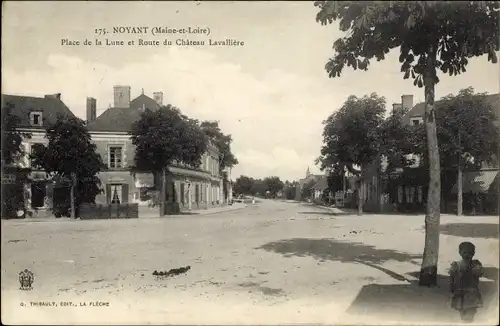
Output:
[
  {"xmin": 153, "ymin": 92, "xmax": 164, "ymax": 106},
  {"xmin": 45, "ymin": 93, "xmax": 61, "ymax": 100},
  {"xmin": 113, "ymin": 85, "xmax": 131, "ymax": 108},
  {"xmin": 392, "ymin": 103, "xmax": 403, "ymax": 112},
  {"xmin": 86, "ymin": 97, "xmax": 97, "ymax": 123},
  {"xmin": 401, "ymin": 94, "xmax": 414, "ymax": 111}
]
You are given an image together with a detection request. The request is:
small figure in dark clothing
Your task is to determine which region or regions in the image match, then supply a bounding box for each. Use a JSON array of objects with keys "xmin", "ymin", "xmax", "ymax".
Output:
[{"xmin": 449, "ymin": 241, "xmax": 484, "ymax": 323}]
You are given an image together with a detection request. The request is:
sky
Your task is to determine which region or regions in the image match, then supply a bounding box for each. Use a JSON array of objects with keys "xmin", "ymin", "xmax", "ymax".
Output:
[{"xmin": 2, "ymin": 1, "xmax": 499, "ymax": 182}]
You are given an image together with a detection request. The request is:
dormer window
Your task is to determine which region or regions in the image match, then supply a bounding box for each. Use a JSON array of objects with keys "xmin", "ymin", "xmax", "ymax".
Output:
[
  {"xmin": 30, "ymin": 111, "xmax": 43, "ymax": 126},
  {"xmin": 411, "ymin": 117, "xmax": 423, "ymax": 126}
]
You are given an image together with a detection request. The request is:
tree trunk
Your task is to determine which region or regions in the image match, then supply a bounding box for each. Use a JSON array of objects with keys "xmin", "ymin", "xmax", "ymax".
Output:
[
  {"xmin": 419, "ymin": 46, "xmax": 441, "ymax": 287},
  {"xmin": 70, "ymin": 173, "xmax": 76, "ymax": 219},
  {"xmin": 160, "ymin": 168, "xmax": 166, "ymax": 217},
  {"xmin": 357, "ymin": 177, "xmax": 363, "ymax": 216},
  {"xmin": 457, "ymin": 164, "xmax": 463, "ymax": 216}
]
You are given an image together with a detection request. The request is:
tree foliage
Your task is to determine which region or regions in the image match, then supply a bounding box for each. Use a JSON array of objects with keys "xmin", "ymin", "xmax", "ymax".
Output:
[
  {"xmin": 1, "ymin": 102, "xmax": 31, "ymax": 164},
  {"xmin": 314, "ymin": 0, "xmax": 499, "ymax": 287},
  {"xmin": 1, "ymin": 102, "xmax": 31, "ymax": 218},
  {"xmin": 200, "ymin": 120, "xmax": 239, "ymax": 172},
  {"xmin": 31, "ymin": 116, "xmax": 104, "ymax": 211},
  {"xmin": 301, "ymin": 179, "xmax": 317, "ymax": 201},
  {"xmin": 436, "ymin": 87, "xmax": 499, "ymax": 169},
  {"xmin": 314, "ymin": 1, "xmax": 499, "ymax": 83},
  {"xmin": 233, "ymin": 175, "xmax": 254, "ymax": 195},
  {"xmin": 379, "ymin": 106, "xmax": 419, "ymax": 171},
  {"xmin": 283, "ymin": 180, "xmax": 299, "ymax": 200},
  {"xmin": 263, "ymin": 176, "xmax": 284, "ymax": 197},
  {"xmin": 318, "ymin": 93, "xmax": 386, "ymax": 175},
  {"xmin": 130, "ymin": 105, "xmax": 208, "ymax": 173}
]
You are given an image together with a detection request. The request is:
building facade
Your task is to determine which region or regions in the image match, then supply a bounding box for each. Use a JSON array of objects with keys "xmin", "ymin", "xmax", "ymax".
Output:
[
  {"xmin": 294, "ymin": 167, "xmax": 324, "ymax": 201},
  {"xmin": 86, "ymin": 86, "xmax": 225, "ymax": 212},
  {"xmin": 403, "ymin": 93, "xmax": 500, "ymax": 214},
  {"xmin": 1, "ymin": 93, "xmax": 77, "ymax": 217}
]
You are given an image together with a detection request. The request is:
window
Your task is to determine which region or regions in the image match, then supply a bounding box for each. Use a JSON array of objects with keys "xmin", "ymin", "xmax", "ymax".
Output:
[
  {"xmin": 30, "ymin": 143, "xmax": 45, "ymax": 167},
  {"xmin": 109, "ymin": 146, "xmax": 123, "ymax": 168},
  {"xmin": 30, "ymin": 112, "xmax": 43, "ymax": 126},
  {"xmin": 110, "ymin": 184, "xmax": 122, "ymax": 204},
  {"xmin": 411, "ymin": 117, "xmax": 423, "ymax": 126}
]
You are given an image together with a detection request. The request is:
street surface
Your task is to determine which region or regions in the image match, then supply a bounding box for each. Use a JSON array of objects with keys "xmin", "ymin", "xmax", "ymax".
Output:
[{"xmin": 2, "ymin": 200, "xmax": 499, "ymax": 325}]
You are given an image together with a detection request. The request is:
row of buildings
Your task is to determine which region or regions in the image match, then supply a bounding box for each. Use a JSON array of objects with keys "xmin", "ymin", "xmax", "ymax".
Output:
[
  {"xmin": 297, "ymin": 93, "xmax": 500, "ymax": 214},
  {"xmin": 2, "ymin": 86, "xmax": 232, "ymax": 217}
]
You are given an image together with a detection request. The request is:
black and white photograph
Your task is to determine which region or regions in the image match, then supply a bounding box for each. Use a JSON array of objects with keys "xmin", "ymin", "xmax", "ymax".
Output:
[{"xmin": 1, "ymin": 1, "xmax": 499, "ymax": 324}]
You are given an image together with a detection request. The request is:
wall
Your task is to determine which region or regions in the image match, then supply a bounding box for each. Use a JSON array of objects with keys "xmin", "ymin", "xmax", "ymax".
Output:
[{"xmin": 90, "ymin": 132, "xmax": 224, "ymax": 209}]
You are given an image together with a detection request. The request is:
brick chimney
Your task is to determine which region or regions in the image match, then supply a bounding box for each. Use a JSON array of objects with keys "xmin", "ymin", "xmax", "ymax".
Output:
[
  {"xmin": 153, "ymin": 92, "xmax": 164, "ymax": 106},
  {"xmin": 86, "ymin": 97, "xmax": 97, "ymax": 123},
  {"xmin": 392, "ymin": 103, "xmax": 403, "ymax": 113},
  {"xmin": 401, "ymin": 94, "xmax": 414, "ymax": 111},
  {"xmin": 113, "ymin": 85, "xmax": 131, "ymax": 108}
]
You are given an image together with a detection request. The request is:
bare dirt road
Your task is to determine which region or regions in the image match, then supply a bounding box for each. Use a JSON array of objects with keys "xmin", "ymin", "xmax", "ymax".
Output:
[{"xmin": 2, "ymin": 200, "xmax": 498, "ymax": 324}]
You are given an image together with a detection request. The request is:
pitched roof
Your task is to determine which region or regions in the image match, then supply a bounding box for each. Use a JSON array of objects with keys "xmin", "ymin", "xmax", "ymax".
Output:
[
  {"xmin": 87, "ymin": 94, "xmax": 161, "ymax": 132},
  {"xmin": 404, "ymin": 93, "xmax": 500, "ymax": 125},
  {"xmin": 311, "ymin": 175, "xmax": 328, "ymax": 190},
  {"xmin": 1, "ymin": 94, "xmax": 76, "ymax": 129}
]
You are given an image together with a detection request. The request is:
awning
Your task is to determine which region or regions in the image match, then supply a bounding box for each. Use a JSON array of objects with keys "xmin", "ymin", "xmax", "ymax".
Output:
[{"xmin": 451, "ymin": 170, "xmax": 499, "ymax": 194}]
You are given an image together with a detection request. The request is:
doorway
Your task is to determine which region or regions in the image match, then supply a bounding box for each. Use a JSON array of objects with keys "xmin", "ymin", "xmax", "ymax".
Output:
[{"xmin": 31, "ymin": 182, "xmax": 46, "ymax": 208}]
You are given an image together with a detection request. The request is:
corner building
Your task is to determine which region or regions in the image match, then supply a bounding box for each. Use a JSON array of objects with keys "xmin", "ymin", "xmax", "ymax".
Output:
[{"xmin": 86, "ymin": 86, "xmax": 224, "ymax": 212}]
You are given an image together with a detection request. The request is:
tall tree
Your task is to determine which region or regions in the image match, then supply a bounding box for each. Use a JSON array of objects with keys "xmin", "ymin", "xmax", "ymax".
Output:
[
  {"xmin": 318, "ymin": 93, "xmax": 386, "ymax": 215},
  {"xmin": 130, "ymin": 105, "xmax": 208, "ymax": 216},
  {"xmin": 1, "ymin": 102, "xmax": 31, "ymax": 218},
  {"xmin": 263, "ymin": 176, "xmax": 284, "ymax": 198},
  {"xmin": 233, "ymin": 175, "xmax": 255, "ymax": 195},
  {"xmin": 200, "ymin": 120, "xmax": 239, "ymax": 171},
  {"xmin": 200, "ymin": 121, "xmax": 238, "ymax": 203},
  {"xmin": 435, "ymin": 88, "xmax": 499, "ymax": 215},
  {"xmin": 1, "ymin": 102, "xmax": 31, "ymax": 165},
  {"xmin": 252, "ymin": 178, "xmax": 267, "ymax": 197},
  {"xmin": 31, "ymin": 116, "xmax": 104, "ymax": 218},
  {"xmin": 314, "ymin": 0, "xmax": 499, "ymax": 286}
]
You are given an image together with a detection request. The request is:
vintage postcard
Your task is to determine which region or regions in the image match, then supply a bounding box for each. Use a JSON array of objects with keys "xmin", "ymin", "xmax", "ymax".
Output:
[{"xmin": 1, "ymin": 1, "xmax": 499, "ymax": 325}]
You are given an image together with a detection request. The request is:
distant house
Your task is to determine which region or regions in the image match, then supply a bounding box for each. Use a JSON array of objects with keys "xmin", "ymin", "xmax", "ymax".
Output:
[
  {"xmin": 311, "ymin": 176, "xmax": 328, "ymax": 201},
  {"xmin": 1, "ymin": 93, "xmax": 77, "ymax": 216},
  {"xmin": 295, "ymin": 167, "xmax": 323, "ymax": 201},
  {"xmin": 86, "ymin": 86, "xmax": 225, "ymax": 213},
  {"xmin": 394, "ymin": 93, "xmax": 499, "ymax": 214},
  {"xmin": 360, "ymin": 94, "xmax": 420, "ymax": 213}
]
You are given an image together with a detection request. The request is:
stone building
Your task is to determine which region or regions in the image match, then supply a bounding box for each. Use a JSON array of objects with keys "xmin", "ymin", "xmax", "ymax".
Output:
[
  {"xmin": 1, "ymin": 93, "xmax": 77, "ymax": 217},
  {"xmin": 86, "ymin": 86, "xmax": 225, "ymax": 213}
]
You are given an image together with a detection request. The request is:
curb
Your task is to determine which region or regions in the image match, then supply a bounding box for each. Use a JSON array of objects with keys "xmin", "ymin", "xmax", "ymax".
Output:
[
  {"xmin": 315, "ymin": 205, "xmax": 351, "ymax": 216},
  {"xmin": 185, "ymin": 205, "xmax": 248, "ymax": 216}
]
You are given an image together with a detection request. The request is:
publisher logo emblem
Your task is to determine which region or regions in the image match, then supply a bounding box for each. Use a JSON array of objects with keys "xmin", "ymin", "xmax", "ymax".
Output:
[{"xmin": 19, "ymin": 269, "xmax": 34, "ymax": 290}]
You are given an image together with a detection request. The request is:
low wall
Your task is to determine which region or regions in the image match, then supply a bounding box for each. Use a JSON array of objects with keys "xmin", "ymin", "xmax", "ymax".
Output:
[{"xmin": 79, "ymin": 203, "xmax": 139, "ymax": 220}]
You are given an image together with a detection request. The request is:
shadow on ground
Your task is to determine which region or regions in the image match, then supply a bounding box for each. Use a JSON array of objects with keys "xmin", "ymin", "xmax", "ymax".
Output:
[
  {"xmin": 347, "ymin": 272, "xmax": 499, "ymax": 323},
  {"xmin": 439, "ymin": 223, "xmax": 499, "ymax": 239},
  {"xmin": 257, "ymin": 238, "xmax": 421, "ymax": 282}
]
